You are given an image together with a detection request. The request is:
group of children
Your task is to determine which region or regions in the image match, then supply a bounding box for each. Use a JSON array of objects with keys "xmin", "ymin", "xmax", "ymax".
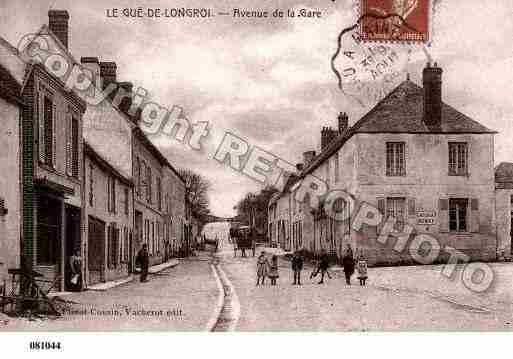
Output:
[{"xmin": 255, "ymin": 248, "xmax": 369, "ymax": 286}]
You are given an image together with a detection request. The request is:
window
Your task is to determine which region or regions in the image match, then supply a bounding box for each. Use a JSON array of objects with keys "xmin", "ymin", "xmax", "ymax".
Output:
[
  {"xmin": 89, "ymin": 163, "xmax": 94, "ymax": 207},
  {"xmin": 151, "ymin": 221, "xmax": 155, "ymax": 255},
  {"xmin": 449, "ymin": 142, "xmax": 468, "ymax": 176},
  {"xmin": 334, "ymin": 153, "xmax": 340, "ymax": 182},
  {"xmin": 107, "ymin": 176, "xmax": 116, "ymax": 213},
  {"xmin": 141, "ymin": 161, "xmax": 147, "ymax": 197},
  {"xmin": 146, "ymin": 166, "xmax": 152, "ymax": 204},
  {"xmin": 386, "ymin": 142, "xmax": 405, "ymax": 176},
  {"xmin": 386, "ymin": 197, "xmax": 406, "ymax": 231},
  {"xmin": 124, "ymin": 187, "xmax": 129, "ymax": 215},
  {"xmin": 157, "ymin": 177, "xmax": 162, "ymax": 211},
  {"xmin": 325, "ymin": 161, "xmax": 330, "ymax": 186},
  {"xmin": 449, "ymin": 198, "xmax": 468, "ymax": 232},
  {"xmin": 136, "ymin": 157, "xmax": 141, "ymax": 197},
  {"xmin": 41, "ymin": 96, "xmax": 54, "ymax": 166}
]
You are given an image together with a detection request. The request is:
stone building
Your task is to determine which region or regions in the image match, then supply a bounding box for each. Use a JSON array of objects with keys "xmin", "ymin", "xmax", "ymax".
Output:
[
  {"xmin": 83, "ymin": 142, "xmax": 134, "ymax": 286},
  {"xmin": 162, "ymin": 164, "xmax": 186, "ymax": 259},
  {"xmin": 0, "ymin": 57, "xmax": 24, "ymax": 293},
  {"xmin": 494, "ymin": 162, "xmax": 513, "ymax": 260},
  {"xmin": 270, "ymin": 63, "xmax": 498, "ymax": 265}
]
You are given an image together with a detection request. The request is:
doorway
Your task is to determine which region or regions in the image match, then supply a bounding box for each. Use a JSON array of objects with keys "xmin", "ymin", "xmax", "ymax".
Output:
[
  {"xmin": 64, "ymin": 205, "xmax": 81, "ymax": 291},
  {"xmin": 88, "ymin": 216, "xmax": 105, "ymax": 284}
]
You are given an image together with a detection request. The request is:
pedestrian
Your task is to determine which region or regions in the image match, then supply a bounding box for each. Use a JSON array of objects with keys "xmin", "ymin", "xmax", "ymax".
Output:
[
  {"xmin": 310, "ymin": 250, "xmax": 332, "ymax": 284},
  {"xmin": 291, "ymin": 251, "xmax": 303, "ymax": 285},
  {"xmin": 268, "ymin": 255, "xmax": 279, "ymax": 285},
  {"xmin": 342, "ymin": 244, "xmax": 355, "ymax": 285},
  {"xmin": 136, "ymin": 243, "xmax": 150, "ymax": 283},
  {"xmin": 68, "ymin": 249, "xmax": 82, "ymax": 291},
  {"xmin": 356, "ymin": 251, "xmax": 368, "ymax": 286},
  {"xmin": 256, "ymin": 251, "xmax": 269, "ymax": 286}
]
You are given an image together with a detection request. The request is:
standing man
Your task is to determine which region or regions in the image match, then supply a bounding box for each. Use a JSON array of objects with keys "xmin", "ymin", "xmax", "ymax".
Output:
[
  {"xmin": 342, "ymin": 244, "xmax": 355, "ymax": 285},
  {"xmin": 310, "ymin": 250, "xmax": 331, "ymax": 284},
  {"xmin": 136, "ymin": 244, "xmax": 150, "ymax": 283},
  {"xmin": 291, "ymin": 251, "xmax": 304, "ymax": 285}
]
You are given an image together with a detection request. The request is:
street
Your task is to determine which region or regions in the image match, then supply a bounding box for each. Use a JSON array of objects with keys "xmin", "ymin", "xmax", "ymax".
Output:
[{"xmin": 2, "ymin": 223, "xmax": 513, "ymax": 331}]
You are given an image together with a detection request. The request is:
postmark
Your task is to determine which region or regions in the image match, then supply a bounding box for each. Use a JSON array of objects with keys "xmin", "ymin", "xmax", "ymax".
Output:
[{"xmin": 359, "ymin": 0, "xmax": 430, "ymax": 42}]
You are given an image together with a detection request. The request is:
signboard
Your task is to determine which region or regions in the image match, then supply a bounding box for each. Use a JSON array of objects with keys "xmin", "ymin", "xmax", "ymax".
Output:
[{"xmin": 417, "ymin": 210, "xmax": 436, "ymax": 225}]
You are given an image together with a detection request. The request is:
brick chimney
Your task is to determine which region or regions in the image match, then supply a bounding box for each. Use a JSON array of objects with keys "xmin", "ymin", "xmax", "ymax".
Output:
[
  {"xmin": 423, "ymin": 62, "xmax": 442, "ymax": 127},
  {"xmin": 48, "ymin": 10, "xmax": 70, "ymax": 49},
  {"xmin": 338, "ymin": 112, "xmax": 348, "ymax": 134},
  {"xmin": 321, "ymin": 127, "xmax": 337, "ymax": 150},
  {"xmin": 80, "ymin": 57, "xmax": 100, "ymax": 88},
  {"xmin": 100, "ymin": 61, "xmax": 117, "ymax": 90},
  {"xmin": 303, "ymin": 151, "xmax": 316, "ymax": 166}
]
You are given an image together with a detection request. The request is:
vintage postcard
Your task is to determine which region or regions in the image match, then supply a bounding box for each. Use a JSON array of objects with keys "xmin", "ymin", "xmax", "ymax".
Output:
[{"xmin": 0, "ymin": 0, "xmax": 512, "ymax": 350}]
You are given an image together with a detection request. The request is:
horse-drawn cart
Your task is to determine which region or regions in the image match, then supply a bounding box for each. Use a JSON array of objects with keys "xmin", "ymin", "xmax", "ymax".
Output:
[{"xmin": 231, "ymin": 226, "xmax": 255, "ymax": 257}]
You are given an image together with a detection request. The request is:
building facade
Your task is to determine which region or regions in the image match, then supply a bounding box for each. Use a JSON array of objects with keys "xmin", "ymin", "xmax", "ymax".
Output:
[
  {"xmin": 270, "ymin": 64, "xmax": 498, "ymax": 265},
  {"xmin": 83, "ymin": 143, "xmax": 134, "ymax": 286},
  {"xmin": 0, "ymin": 61, "xmax": 24, "ymax": 293}
]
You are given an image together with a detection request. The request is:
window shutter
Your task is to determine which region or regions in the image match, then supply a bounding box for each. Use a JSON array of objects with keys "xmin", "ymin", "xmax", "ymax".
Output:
[
  {"xmin": 439, "ymin": 198, "xmax": 449, "ymax": 232},
  {"xmin": 408, "ymin": 198, "xmax": 416, "ymax": 217},
  {"xmin": 65, "ymin": 112, "xmax": 72, "ymax": 175},
  {"xmin": 470, "ymin": 198, "xmax": 479, "ymax": 233},
  {"xmin": 38, "ymin": 94, "xmax": 45, "ymax": 163},
  {"xmin": 377, "ymin": 197, "xmax": 385, "ymax": 233},
  {"xmin": 52, "ymin": 102, "xmax": 57, "ymax": 168}
]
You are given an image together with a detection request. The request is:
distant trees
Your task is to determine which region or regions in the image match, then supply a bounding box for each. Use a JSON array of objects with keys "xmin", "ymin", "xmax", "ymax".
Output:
[
  {"xmin": 234, "ymin": 186, "xmax": 278, "ymax": 237},
  {"xmin": 179, "ymin": 169, "xmax": 211, "ymax": 223}
]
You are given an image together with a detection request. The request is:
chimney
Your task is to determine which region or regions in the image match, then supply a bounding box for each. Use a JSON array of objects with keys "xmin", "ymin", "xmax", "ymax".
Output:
[
  {"xmin": 423, "ymin": 62, "xmax": 442, "ymax": 127},
  {"xmin": 48, "ymin": 10, "xmax": 70, "ymax": 49},
  {"xmin": 303, "ymin": 150, "xmax": 316, "ymax": 166},
  {"xmin": 117, "ymin": 81, "xmax": 133, "ymax": 113},
  {"xmin": 100, "ymin": 61, "xmax": 117, "ymax": 90},
  {"xmin": 295, "ymin": 163, "xmax": 304, "ymax": 173},
  {"xmin": 338, "ymin": 112, "xmax": 348, "ymax": 134},
  {"xmin": 80, "ymin": 57, "xmax": 100, "ymax": 88},
  {"xmin": 321, "ymin": 126, "xmax": 337, "ymax": 150}
]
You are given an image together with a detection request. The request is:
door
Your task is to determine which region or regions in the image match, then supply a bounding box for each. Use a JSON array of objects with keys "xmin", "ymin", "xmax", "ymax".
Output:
[
  {"xmin": 64, "ymin": 205, "xmax": 81, "ymax": 291},
  {"xmin": 88, "ymin": 216, "xmax": 105, "ymax": 284}
]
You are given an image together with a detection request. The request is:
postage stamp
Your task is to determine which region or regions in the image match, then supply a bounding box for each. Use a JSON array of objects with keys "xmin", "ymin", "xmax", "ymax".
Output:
[{"xmin": 358, "ymin": 0, "xmax": 430, "ymax": 42}]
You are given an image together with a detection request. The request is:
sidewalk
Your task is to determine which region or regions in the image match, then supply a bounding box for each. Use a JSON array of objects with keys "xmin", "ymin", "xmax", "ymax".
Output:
[{"xmin": 85, "ymin": 259, "xmax": 180, "ymax": 292}]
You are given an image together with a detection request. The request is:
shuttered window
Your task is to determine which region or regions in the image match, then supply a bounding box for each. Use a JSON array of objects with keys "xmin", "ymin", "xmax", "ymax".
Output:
[
  {"xmin": 386, "ymin": 197, "xmax": 406, "ymax": 231},
  {"xmin": 448, "ymin": 142, "xmax": 468, "ymax": 176},
  {"xmin": 449, "ymin": 198, "xmax": 468, "ymax": 232},
  {"xmin": 124, "ymin": 187, "xmax": 129, "ymax": 215},
  {"xmin": 89, "ymin": 163, "xmax": 94, "ymax": 207},
  {"xmin": 71, "ymin": 116, "xmax": 79, "ymax": 177},
  {"xmin": 43, "ymin": 96, "xmax": 54, "ymax": 166},
  {"xmin": 386, "ymin": 142, "xmax": 405, "ymax": 176}
]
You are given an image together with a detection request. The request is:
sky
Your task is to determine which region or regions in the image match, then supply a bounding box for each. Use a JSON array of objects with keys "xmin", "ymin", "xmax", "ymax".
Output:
[{"xmin": 1, "ymin": 0, "xmax": 512, "ymax": 217}]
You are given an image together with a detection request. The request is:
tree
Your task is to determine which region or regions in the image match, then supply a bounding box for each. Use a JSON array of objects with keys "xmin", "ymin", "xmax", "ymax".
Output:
[
  {"xmin": 234, "ymin": 186, "xmax": 278, "ymax": 237},
  {"xmin": 179, "ymin": 169, "xmax": 211, "ymax": 222}
]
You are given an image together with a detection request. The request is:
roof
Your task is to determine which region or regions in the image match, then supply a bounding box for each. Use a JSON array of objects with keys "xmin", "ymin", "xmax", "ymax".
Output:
[
  {"xmin": 84, "ymin": 141, "xmax": 133, "ymax": 186},
  {"xmin": 134, "ymin": 127, "xmax": 185, "ymax": 184},
  {"xmin": 269, "ymin": 173, "xmax": 300, "ymax": 206},
  {"xmin": 302, "ymin": 79, "xmax": 496, "ymax": 177},
  {"xmin": 0, "ymin": 63, "xmax": 23, "ymax": 105}
]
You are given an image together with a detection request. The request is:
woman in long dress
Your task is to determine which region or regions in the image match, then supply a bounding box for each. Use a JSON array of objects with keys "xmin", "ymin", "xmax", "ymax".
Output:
[{"xmin": 256, "ymin": 252, "xmax": 269, "ymax": 286}]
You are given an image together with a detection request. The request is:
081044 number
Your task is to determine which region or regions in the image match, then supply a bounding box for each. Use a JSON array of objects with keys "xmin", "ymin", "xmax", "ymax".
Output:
[{"xmin": 29, "ymin": 342, "xmax": 62, "ymax": 350}]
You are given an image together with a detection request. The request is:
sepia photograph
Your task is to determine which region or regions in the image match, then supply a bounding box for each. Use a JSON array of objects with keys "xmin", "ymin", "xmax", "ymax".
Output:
[{"xmin": 0, "ymin": 0, "xmax": 512, "ymax": 355}]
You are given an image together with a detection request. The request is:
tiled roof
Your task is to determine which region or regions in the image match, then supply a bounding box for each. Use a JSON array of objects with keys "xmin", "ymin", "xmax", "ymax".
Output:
[
  {"xmin": 495, "ymin": 162, "xmax": 513, "ymax": 188},
  {"xmin": 0, "ymin": 63, "xmax": 22, "ymax": 105},
  {"xmin": 301, "ymin": 79, "xmax": 496, "ymax": 177}
]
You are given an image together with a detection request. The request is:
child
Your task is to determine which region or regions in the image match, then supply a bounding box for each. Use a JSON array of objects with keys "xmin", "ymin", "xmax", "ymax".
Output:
[
  {"xmin": 256, "ymin": 251, "xmax": 268, "ymax": 286},
  {"xmin": 356, "ymin": 251, "xmax": 368, "ymax": 286},
  {"xmin": 268, "ymin": 255, "xmax": 279, "ymax": 285}
]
